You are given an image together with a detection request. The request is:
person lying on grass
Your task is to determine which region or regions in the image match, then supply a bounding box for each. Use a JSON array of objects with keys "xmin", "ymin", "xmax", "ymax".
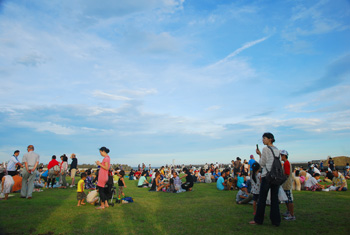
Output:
[
  {"xmin": 77, "ymin": 173, "xmax": 87, "ymax": 206},
  {"xmin": 304, "ymin": 173, "xmax": 324, "ymax": 191}
]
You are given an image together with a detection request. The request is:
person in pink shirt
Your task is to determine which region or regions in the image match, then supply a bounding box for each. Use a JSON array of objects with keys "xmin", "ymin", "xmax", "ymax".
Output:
[{"xmin": 95, "ymin": 146, "xmax": 111, "ymax": 210}]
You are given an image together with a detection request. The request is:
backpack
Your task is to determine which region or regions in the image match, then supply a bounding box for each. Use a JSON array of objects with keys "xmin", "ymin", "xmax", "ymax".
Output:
[{"xmin": 265, "ymin": 146, "xmax": 287, "ymax": 186}]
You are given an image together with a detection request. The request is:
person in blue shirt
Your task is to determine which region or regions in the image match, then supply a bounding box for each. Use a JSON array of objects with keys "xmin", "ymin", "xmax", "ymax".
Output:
[
  {"xmin": 211, "ymin": 168, "xmax": 221, "ymax": 182},
  {"xmin": 7, "ymin": 150, "xmax": 23, "ymax": 176},
  {"xmin": 236, "ymin": 172, "xmax": 247, "ymax": 189},
  {"xmin": 248, "ymin": 155, "xmax": 256, "ymax": 175},
  {"xmin": 216, "ymin": 171, "xmax": 227, "ymax": 190}
]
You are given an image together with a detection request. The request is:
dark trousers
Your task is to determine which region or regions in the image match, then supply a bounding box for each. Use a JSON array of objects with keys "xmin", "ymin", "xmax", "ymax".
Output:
[
  {"xmin": 47, "ymin": 178, "xmax": 56, "ymax": 188},
  {"xmin": 254, "ymin": 177, "xmax": 281, "ymax": 226},
  {"xmin": 98, "ymin": 186, "xmax": 107, "ymax": 203}
]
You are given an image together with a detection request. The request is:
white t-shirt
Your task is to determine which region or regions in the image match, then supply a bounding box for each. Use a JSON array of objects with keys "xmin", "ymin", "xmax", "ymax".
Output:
[
  {"xmin": 313, "ymin": 167, "xmax": 320, "ymax": 174},
  {"xmin": 305, "ymin": 177, "xmax": 318, "ymax": 188}
]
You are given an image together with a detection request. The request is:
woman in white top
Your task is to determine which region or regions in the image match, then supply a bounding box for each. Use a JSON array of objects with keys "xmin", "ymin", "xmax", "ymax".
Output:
[{"xmin": 250, "ymin": 132, "xmax": 281, "ymax": 226}]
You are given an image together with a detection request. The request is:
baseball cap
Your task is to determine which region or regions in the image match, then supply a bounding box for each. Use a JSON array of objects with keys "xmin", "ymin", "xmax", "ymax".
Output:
[{"xmin": 280, "ymin": 150, "xmax": 289, "ymax": 156}]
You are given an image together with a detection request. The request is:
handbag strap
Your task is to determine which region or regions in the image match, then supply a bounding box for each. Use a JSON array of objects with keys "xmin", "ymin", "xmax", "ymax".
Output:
[{"xmin": 266, "ymin": 146, "xmax": 279, "ymax": 173}]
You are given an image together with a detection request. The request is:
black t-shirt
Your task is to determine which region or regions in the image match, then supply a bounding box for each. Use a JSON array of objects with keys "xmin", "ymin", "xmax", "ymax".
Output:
[
  {"xmin": 70, "ymin": 158, "xmax": 77, "ymax": 169},
  {"xmin": 186, "ymin": 174, "xmax": 194, "ymax": 187},
  {"xmin": 118, "ymin": 178, "xmax": 124, "ymax": 186},
  {"xmin": 326, "ymin": 172, "xmax": 334, "ymax": 180}
]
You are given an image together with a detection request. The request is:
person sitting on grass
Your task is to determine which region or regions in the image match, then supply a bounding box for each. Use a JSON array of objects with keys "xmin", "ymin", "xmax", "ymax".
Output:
[
  {"xmin": 198, "ymin": 168, "xmax": 206, "ymax": 183},
  {"xmin": 181, "ymin": 168, "xmax": 194, "ymax": 192},
  {"xmin": 149, "ymin": 171, "xmax": 159, "ymax": 192},
  {"xmin": 304, "ymin": 173, "xmax": 324, "ymax": 191},
  {"xmin": 172, "ymin": 171, "xmax": 182, "ymax": 192},
  {"xmin": 217, "ymin": 171, "xmax": 227, "ymax": 190},
  {"xmin": 77, "ymin": 172, "xmax": 87, "ymax": 206},
  {"xmin": 236, "ymin": 186, "xmax": 253, "ymax": 204},
  {"xmin": 329, "ymin": 169, "xmax": 347, "ymax": 191},
  {"xmin": 85, "ymin": 170, "xmax": 96, "ymax": 190},
  {"xmin": 211, "ymin": 168, "xmax": 221, "ymax": 182},
  {"xmin": 236, "ymin": 172, "xmax": 247, "ymax": 189},
  {"xmin": 138, "ymin": 171, "xmax": 150, "ymax": 188},
  {"xmin": 323, "ymin": 169, "xmax": 334, "ymax": 183},
  {"xmin": 1, "ymin": 173, "xmax": 14, "ymax": 200}
]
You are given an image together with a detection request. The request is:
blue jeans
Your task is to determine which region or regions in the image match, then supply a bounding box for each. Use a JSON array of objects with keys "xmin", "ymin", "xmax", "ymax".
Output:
[{"xmin": 254, "ymin": 177, "xmax": 281, "ymax": 226}]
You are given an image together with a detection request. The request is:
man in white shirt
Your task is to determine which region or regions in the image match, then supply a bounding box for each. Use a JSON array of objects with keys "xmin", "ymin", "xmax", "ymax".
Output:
[{"xmin": 7, "ymin": 150, "xmax": 23, "ymax": 176}]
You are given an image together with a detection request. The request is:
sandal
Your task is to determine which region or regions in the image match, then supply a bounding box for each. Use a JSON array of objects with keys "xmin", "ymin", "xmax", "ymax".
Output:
[{"xmin": 249, "ymin": 221, "xmax": 257, "ymax": 225}]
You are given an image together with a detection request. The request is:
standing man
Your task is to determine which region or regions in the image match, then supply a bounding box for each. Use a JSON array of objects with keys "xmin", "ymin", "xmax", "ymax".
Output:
[
  {"xmin": 328, "ymin": 157, "xmax": 335, "ymax": 171},
  {"xmin": 248, "ymin": 155, "xmax": 256, "ymax": 175},
  {"xmin": 21, "ymin": 145, "xmax": 40, "ymax": 199},
  {"xmin": 280, "ymin": 150, "xmax": 295, "ymax": 221},
  {"xmin": 7, "ymin": 150, "xmax": 23, "ymax": 176},
  {"xmin": 70, "ymin": 153, "xmax": 78, "ymax": 187}
]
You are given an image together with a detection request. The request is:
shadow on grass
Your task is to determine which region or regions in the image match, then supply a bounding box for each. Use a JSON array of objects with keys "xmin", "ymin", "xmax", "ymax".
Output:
[{"xmin": 0, "ymin": 188, "xmax": 73, "ymax": 234}]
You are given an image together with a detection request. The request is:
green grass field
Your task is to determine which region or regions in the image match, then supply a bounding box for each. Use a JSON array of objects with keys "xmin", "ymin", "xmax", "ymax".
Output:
[{"xmin": 1, "ymin": 177, "xmax": 349, "ymax": 235}]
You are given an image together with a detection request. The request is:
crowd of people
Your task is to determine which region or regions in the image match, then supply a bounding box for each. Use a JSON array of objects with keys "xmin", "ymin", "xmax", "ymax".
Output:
[{"xmin": 1, "ymin": 137, "xmax": 349, "ymax": 225}]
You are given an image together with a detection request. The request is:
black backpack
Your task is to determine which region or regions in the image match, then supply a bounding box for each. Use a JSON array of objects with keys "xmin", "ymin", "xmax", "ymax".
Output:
[{"xmin": 266, "ymin": 146, "xmax": 287, "ymax": 186}]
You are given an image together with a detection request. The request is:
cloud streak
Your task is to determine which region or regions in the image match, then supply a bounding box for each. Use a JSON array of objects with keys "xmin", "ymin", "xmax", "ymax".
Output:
[{"xmin": 212, "ymin": 36, "xmax": 269, "ymax": 67}]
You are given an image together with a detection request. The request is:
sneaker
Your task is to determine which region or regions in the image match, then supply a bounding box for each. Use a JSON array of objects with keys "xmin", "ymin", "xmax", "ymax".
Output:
[
  {"xmin": 282, "ymin": 211, "xmax": 290, "ymax": 217},
  {"xmin": 284, "ymin": 215, "xmax": 296, "ymax": 221},
  {"xmin": 322, "ymin": 188, "xmax": 329, "ymax": 192}
]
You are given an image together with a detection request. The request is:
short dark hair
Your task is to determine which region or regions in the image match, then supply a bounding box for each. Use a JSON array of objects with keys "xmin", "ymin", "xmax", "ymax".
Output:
[
  {"xmin": 52, "ymin": 155, "xmax": 56, "ymax": 159},
  {"xmin": 14, "ymin": 150, "xmax": 20, "ymax": 154},
  {"xmin": 81, "ymin": 172, "xmax": 87, "ymax": 178},
  {"xmin": 314, "ymin": 173, "xmax": 320, "ymax": 177},
  {"xmin": 262, "ymin": 132, "xmax": 275, "ymax": 143},
  {"xmin": 27, "ymin": 145, "xmax": 34, "ymax": 150},
  {"xmin": 119, "ymin": 170, "xmax": 125, "ymax": 177},
  {"xmin": 99, "ymin": 146, "xmax": 110, "ymax": 153}
]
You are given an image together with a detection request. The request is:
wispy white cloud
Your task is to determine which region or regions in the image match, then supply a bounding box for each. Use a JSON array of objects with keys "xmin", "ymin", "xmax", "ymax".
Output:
[
  {"xmin": 211, "ymin": 36, "xmax": 269, "ymax": 67},
  {"xmin": 205, "ymin": 105, "xmax": 221, "ymax": 111},
  {"xmin": 92, "ymin": 90, "xmax": 132, "ymax": 101}
]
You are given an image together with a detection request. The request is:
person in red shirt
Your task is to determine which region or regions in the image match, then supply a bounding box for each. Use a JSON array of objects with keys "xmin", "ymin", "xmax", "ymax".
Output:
[
  {"xmin": 47, "ymin": 155, "xmax": 59, "ymax": 188},
  {"xmin": 281, "ymin": 150, "xmax": 295, "ymax": 221}
]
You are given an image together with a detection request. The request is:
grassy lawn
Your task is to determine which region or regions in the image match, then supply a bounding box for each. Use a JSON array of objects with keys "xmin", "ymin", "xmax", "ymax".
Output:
[{"xmin": 1, "ymin": 177, "xmax": 349, "ymax": 235}]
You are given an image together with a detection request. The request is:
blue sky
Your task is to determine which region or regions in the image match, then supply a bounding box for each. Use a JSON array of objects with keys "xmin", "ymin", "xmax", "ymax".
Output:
[{"xmin": 0, "ymin": 0, "xmax": 349, "ymax": 166}]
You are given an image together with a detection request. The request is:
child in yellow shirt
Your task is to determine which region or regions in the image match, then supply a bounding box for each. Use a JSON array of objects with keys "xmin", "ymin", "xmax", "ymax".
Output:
[{"xmin": 77, "ymin": 173, "xmax": 87, "ymax": 206}]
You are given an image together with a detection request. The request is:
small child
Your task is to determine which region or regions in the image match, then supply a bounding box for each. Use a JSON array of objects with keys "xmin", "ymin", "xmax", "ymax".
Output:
[
  {"xmin": 236, "ymin": 187, "xmax": 253, "ymax": 204},
  {"xmin": 84, "ymin": 170, "xmax": 95, "ymax": 190},
  {"xmin": 250, "ymin": 162, "xmax": 261, "ymax": 215},
  {"xmin": 305, "ymin": 173, "xmax": 324, "ymax": 191},
  {"xmin": 77, "ymin": 173, "xmax": 87, "ymax": 206},
  {"xmin": 118, "ymin": 170, "xmax": 126, "ymax": 198}
]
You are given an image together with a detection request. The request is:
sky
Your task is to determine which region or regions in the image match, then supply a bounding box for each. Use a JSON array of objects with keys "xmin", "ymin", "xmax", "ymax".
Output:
[{"xmin": 0, "ymin": 0, "xmax": 349, "ymax": 166}]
